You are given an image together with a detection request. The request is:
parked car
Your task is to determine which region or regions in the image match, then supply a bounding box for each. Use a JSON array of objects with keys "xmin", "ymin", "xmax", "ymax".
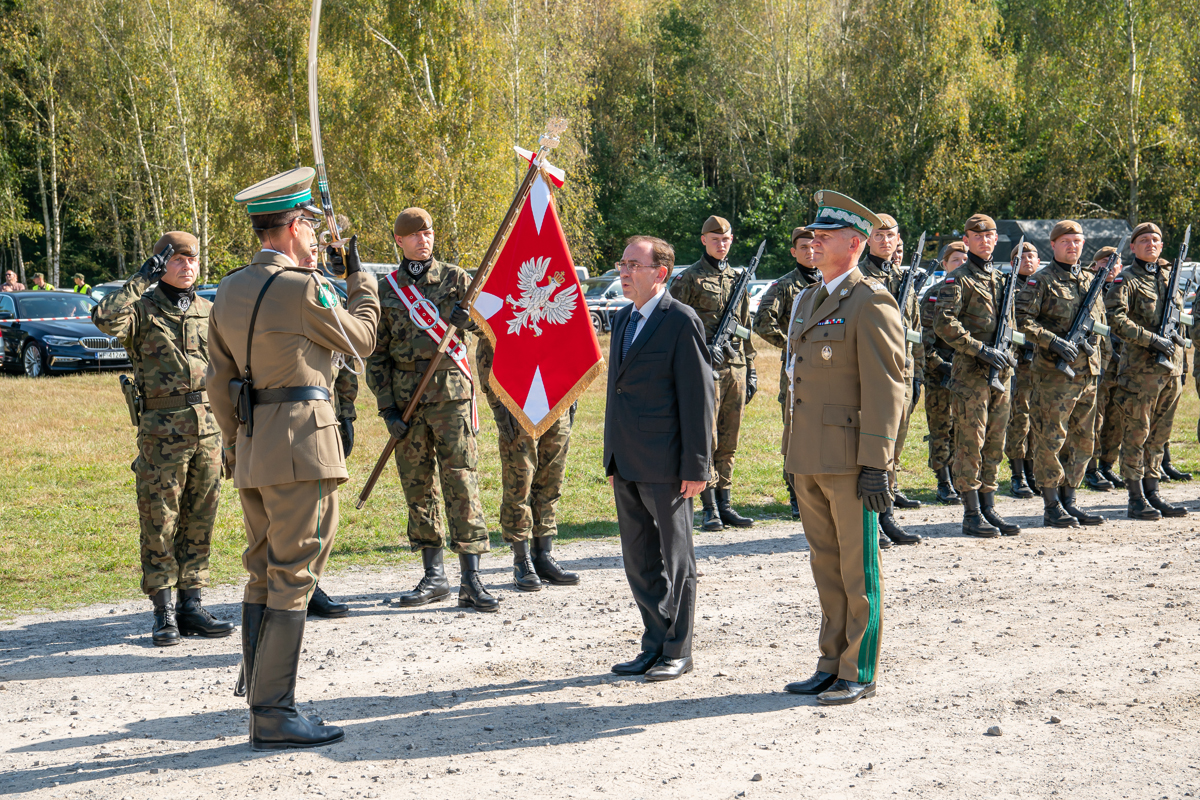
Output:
[
  {"xmin": 90, "ymin": 280, "xmax": 126, "ymax": 302},
  {"xmin": 746, "ymin": 279, "xmax": 772, "ymax": 316},
  {"xmin": 0, "ymin": 291, "xmax": 130, "ymax": 377}
]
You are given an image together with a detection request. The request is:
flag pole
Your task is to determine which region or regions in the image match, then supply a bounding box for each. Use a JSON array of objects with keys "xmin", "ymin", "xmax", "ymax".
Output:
[{"xmin": 356, "ymin": 119, "xmax": 568, "ymax": 509}]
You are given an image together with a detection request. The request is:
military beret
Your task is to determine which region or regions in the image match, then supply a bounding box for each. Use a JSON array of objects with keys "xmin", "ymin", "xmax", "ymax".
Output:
[
  {"xmin": 153, "ymin": 231, "xmax": 199, "ymax": 258},
  {"xmin": 874, "ymin": 213, "xmax": 899, "ymax": 231},
  {"xmin": 394, "ymin": 207, "xmax": 433, "ymax": 237},
  {"xmin": 1050, "ymin": 220, "xmax": 1083, "ymax": 240},
  {"xmin": 1131, "ymin": 222, "xmax": 1162, "ymax": 242},
  {"xmin": 791, "ymin": 227, "xmax": 813, "ymax": 243},
  {"xmin": 73, "ymin": 273, "xmax": 85, "ymax": 281},
  {"xmin": 234, "ymin": 167, "xmax": 320, "ymax": 217},
  {"xmin": 964, "ymin": 213, "xmax": 996, "ymax": 233},
  {"xmin": 808, "ymin": 190, "xmax": 881, "ymax": 238},
  {"xmin": 702, "ymin": 215, "xmax": 732, "ymax": 235},
  {"xmin": 1010, "ymin": 241, "xmax": 1038, "ymax": 260},
  {"xmin": 940, "ymin": 241, "xmax": 968, "ymax": 260},
  {"xmin": 1091, "ymin": 246, "xmax": 1118, "ymax": 266}
]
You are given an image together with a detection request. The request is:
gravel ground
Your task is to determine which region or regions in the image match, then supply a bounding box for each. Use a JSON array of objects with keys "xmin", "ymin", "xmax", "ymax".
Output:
[{"xmin": 2, "ymin": 485, "xmax": 1199, "ymax": 800}]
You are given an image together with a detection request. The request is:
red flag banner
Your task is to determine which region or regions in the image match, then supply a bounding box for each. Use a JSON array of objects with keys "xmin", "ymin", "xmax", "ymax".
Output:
[{"xmin": 470, "ymin": 159, "xmax": 604, "ymax": 438}]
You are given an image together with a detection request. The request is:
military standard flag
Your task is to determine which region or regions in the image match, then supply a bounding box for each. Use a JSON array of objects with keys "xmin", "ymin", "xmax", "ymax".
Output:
[{"xmin": 470, "ymin": 151, "xmax": 604, "ymax": 437}]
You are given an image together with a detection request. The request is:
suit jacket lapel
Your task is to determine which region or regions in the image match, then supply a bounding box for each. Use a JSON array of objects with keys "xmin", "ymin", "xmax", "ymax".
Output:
[
  {"xmin": 801, "ymin": 268, "xmax": 863, "ymax": 337},
  {"xmin": 617, "ymin": 290, "xmax": 670, "ymax": 377}
]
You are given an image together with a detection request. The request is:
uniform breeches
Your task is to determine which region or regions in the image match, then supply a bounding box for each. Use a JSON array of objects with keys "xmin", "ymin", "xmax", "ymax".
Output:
[
  {"xmin": 134, "ymin": 432, "xmax": 221, "ymax": 595},
  {"xmin": 1030, "ymin": 371, "xmax": 1098, "ymax": 489},
  {"xmin": 1114, "ymin": 373, "xmax": 1181, "ymax": 480},
  {"xmin": 951, "ymin": 370, "xmax": 1012, "ymax": 493},
  {"xmin": 494, "ymin": 408, "xmax": 573, "ymax": 542},
  {"xmin": 709, "ymin": 364, "xmax": 746, "ymax": 490},
  {"xmin": 1095, "ymin": 372, "xmax": 1122, "ymax": 465},
  {"xmin": 395, "ymin": 399, "xmax": 489, "ymax": 554},
  {"xmin": 1004, "ymin": 363, "xmax": 1034, "ymax": 460},
  {"xmin": 924, "ymin": 382, "xmax": 954, "ymax": 471},
  {"xmin": 239, "ymin": 478, "xmax": 339, "ymax": 611}
]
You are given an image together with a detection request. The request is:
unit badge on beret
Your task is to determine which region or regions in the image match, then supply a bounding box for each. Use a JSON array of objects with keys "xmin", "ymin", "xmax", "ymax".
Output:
[{"xmin": 822, "ymin": 345, "xmax": 832, "ymax": 361}]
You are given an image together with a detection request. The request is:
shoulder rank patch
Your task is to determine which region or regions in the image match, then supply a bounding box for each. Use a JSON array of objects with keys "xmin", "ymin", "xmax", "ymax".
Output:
[
  {"xmin": 816, "ymin": 318, "xmax": 845, "ymax": 326},
  {"xmin": 316, "ymin": 282, "xmax": 339, "ymax": 309},
  {"xmin": 869, "ymin": 281, "xmax": 884, "ymax": 291}
]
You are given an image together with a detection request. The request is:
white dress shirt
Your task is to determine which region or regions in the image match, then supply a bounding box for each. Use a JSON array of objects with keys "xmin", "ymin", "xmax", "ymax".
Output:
[{"xmin": 628, "ymin": 286, "xmax": 666, "ymax": 345}]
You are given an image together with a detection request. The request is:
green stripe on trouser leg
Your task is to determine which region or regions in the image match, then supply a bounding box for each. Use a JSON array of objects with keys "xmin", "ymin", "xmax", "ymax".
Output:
[{"xmin": 857, "ymin": 507, "xmax": 882, "ymax": 683}]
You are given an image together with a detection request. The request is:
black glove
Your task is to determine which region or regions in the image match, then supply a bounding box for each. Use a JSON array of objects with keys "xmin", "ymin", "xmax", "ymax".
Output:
[
  {"xmin": 745, "ymin": 367, "xmax": 758, "ymax": 404},
  {"xmin": 338, "ymin": 418, "xmax": 354, "ymax": 458},
  {"xmin": 493, "ymin": 405, "xmax": 517, "ymax": 441},
  {"xmin": 327, "ymin": 234, "xmax": 361, "ymax": 277},
  {"xmin": 569, "ymin": 400, "xmax": 578, "ymax": 425},
  {"xmin": 936, "ymin": 360, "xmax": 953, "ymax": 378},
  {"xmin": 380, "ymin": 406, "xmax": 409, "ymax": 439},
  {"xmin": 1170, "ymin": 332, "xmax": 1188, "ymax": 348},
  {"xmin": 978, "ymin": 345, "xmax": 1016, "ymax": 370},
  {"xmin": 1149, "ymin": 334, "xmax": 1176, "ymax": 357},
  {"xmin": 1049, "ymin": 335, "xmax": 1080, "ymax": 363},
  {"xmin": 857, "ymin": 467, "xmax": 891, "ymax": 515},
  {"xmin": 912, "ymin": 376, "xmax": 923, "ymax": 407},
  {"xmin": 449, "ymin": 303, "xmax": 476, "ymax": 331},
  {"xmin": 708, "ymin": 344, "xmax": 725, "ymax": 367},
  {"xmin": 138, "ymin": 244, "xmax": 173, "ymax": 281}
]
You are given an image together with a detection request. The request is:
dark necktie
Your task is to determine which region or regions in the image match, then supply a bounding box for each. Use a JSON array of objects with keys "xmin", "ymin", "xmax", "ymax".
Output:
[
  {"xmin": 813, "ymin": 285, "xmax": 829, "ymax": 310},
  {"xmin": 621, "ymin": 309, "xmax": 641, "ymax": 362}
]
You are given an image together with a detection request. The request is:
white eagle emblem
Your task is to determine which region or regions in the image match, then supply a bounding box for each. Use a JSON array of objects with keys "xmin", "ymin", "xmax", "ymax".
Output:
[{"xmin": 505, "ymin": 256, "xmax": 579, "ymax": 337}]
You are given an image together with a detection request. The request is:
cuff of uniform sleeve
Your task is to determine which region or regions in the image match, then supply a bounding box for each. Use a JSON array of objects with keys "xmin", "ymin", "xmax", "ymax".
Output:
[
  {"xmin": 375, "ymin": 394, "xmax": 397, "ymax": 412},
  {"xmin": 858, "ymin": 433, "xmax": 894, "ymax": 471}
]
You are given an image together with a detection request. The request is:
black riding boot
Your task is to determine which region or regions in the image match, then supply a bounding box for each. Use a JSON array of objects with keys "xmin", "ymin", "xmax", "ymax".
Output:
[
  {"xmin": 176, "ymin": 588, "xmax": 235, "ymax": 638},
  {"xmin": 1144, "ymin": 477, "xmax": 1187, "ymax": 518},
  {"xmin": 1127, "ymin": 479, "xmax": 1162, "ymax": 521},
  {"xmin": 458, "ymin": 554, "xmax": 500, "ymax": 612},
  {"xmin": 234, "ymin": 603, "xmax": 266, "ymax": 698},
  {"xmin": 398, "ymin": 548, "xmax": 451, "ymax": 607},
  {"xmin": 1023, "ymin": 459, "xmax": 1040, "ymax": 494},
  {"xmin": 511, "ymin": 540, "xmax": 543, "ymax": 592},
  {"xmin": 961, "ymin": 490, "xmax": 1000, "ymax": 538},
  {"xmin": 1060, "ymin": 486, "xmax": 1104, "ymax": 526},
  {"xmin": 1042, "ymin": 486, "xmax": 1078, "ymax": 528},
  {"xmin": 532, "ymin": 536, "xmax": 579, "ymax": 585},
  {"xmin": 700, "ymin": 488, "xmax": 724, "ymax": 531},
  {"xmin": 1161, "ymin": 444, "xmax": 1192, "ymax": 481},
  {"xmin": 980, "ymin": 491, "xmax": 1020, "ymax": 535},
  {"xmin": 249, "ymin": 609, "xmax": 344, "ymax": 751},
  {"xmin": 1099, "ymin": 461, "xmax": 1126, "ymax": 489},
  {"xmin": 1084, "ymin": 458, "xmax": 1113, "ymax": 491},
  {"xmin": 1008, "ymin": 459, "xmax": 1033, "ymax": 498},
  {"xmin": 935, "ymin": 467, "xmax": 962, "ymax": 505},
  {"xmin": 150, "ymin": 588, "xmax": 180, "ymax": 647},
  {"xmin": 307, "ymin": 584, "xmax": 349, "ymax": 618},
  {"xmin": 716, "ymin": 488, "xmax": 754, "ymax": 528}
]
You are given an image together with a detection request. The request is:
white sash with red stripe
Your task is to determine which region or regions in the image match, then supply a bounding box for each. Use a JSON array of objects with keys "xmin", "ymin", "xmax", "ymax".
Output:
[{"xmin": 386, "ymin": 271, "xmax": 477, "ymax": 429}]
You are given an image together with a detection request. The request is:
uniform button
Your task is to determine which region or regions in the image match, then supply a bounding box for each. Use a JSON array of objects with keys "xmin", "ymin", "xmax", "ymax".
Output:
[
  {"xmin": 616, "ymin": 388, "xmax": 622, "ymax": 394},
  {"xmin": 801, "ymin": 336, "xmax": 807, "ymax": 343},
  {"xmin": 797, "ymin": 356, "xmax": 803, "ymax": 362}
]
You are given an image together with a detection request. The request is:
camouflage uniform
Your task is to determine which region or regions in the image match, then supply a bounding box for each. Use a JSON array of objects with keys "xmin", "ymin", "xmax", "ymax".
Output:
[
  {"xmin": 671, "ymin": 255, "xmax": 757, "ymax": 490},
  {"xmin": 753, "ymin": 266, "xmax": 819, "ymax": 417},
  {"xmin": 334, "ymin": 366, "xmax": 358, "ymax": 423},
  {"xmin": 933, "ymin": 255, "xmax": 1015, "ymax": 494},
  {"xmin": 1003, "ymin": 343, "xmax": 1037, "ymax": 461},
  {"xmin": 366, "ymin": 260, "xmax": 489, "ymax": 554},
  {"xmin": 1016, "ymin": 261, "xmax": 1105, "ymax": 488},
  {"xmin": 1104, "ymin": 259, "xmax": 1185, "ymax": 481},
  {"xmin": 475, "ymin": 336, "xmax": 573, "ymax": 543},
  {"xmin": 921, "ymin": 290, "xmax": 955, "ymax": 471},
  {"xmin": 92, "ymin": 272, "xmax": 221, "ymax": 595},
  {"xmin": 1094, "ymin": 326, "xmax": 1123, "ymax": 466}
]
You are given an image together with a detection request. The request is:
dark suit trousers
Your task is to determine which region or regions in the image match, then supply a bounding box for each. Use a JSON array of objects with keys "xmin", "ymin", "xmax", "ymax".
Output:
[{"xmin": 613, "ymin": 470, "xmax": 696, "ymax": 658}]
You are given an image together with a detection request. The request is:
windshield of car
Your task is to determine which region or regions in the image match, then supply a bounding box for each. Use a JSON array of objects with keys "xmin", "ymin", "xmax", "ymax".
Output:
[
  {"xmin": 15, "ymin": 293, "xmax": 97, "ymax": 319},
  {"xmin": 583, "ymin": 278, "xmax": 616, "ymax": 298}
]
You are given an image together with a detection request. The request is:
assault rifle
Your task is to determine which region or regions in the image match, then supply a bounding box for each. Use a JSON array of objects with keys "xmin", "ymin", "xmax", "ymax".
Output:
[
  {"xmin": 1052, "ymin": 233, "xmax": 1126, "ymax": 378},
  {"xmin": 1153, "ymin": 225, "xmax": 1193, "ymax": 369},
  {"xmin": 986, "ymin": 236, "xmax": 1028, "ymax": 393},
  {"xmin": 708, "ymin": 239, "xmax": 766, "ymax": 367},
  {"xmin": 895, "ymin": 232, "xmax": 929, "ymax": 347}
]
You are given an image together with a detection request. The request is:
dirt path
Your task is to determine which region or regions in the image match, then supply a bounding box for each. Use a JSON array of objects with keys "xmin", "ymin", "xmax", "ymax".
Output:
[{"xmin": 2, "ymin": 485, "xmax": 1198, "ymax": 800}]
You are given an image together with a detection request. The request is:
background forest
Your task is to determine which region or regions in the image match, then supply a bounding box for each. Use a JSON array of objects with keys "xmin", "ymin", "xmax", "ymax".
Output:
[{"xmin": 1, "ymin": 0, "xmax": 1198, "ymax": 284}]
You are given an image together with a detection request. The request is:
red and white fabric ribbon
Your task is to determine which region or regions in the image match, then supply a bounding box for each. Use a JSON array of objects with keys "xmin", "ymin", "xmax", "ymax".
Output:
[{"xmin": 1, "ymin": 315, "xmax": 91, "ymax": 323}]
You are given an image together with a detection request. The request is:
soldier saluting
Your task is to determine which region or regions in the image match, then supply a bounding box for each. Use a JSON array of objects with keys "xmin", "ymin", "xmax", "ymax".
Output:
[{"xmin": 93, "ymin": 231, "xmax": 234, "ymax": 646}]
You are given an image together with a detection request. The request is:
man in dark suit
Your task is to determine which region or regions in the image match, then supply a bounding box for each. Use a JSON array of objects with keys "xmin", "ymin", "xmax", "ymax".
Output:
[{"xmin": 604, "ymin": 235, "xmax": 714, "ymax": 682}]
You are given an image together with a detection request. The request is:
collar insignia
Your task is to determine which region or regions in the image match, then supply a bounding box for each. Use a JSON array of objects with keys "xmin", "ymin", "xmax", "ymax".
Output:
[
  {"xmin": 840, "ymin": 288, "xmax": 850, "ymax": 296},
  {"xmin": 177, "ymin": 296, "xmax": 191, "ymax": 311}
]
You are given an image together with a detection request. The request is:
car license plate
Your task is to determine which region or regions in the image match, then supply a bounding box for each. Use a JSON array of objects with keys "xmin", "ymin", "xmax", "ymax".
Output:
[{"xmin": 98, "ymin": 350, "xmax": 126, "ymax": 360}]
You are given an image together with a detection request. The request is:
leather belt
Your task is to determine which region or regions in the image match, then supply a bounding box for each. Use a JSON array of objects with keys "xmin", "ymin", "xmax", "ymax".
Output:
[
  {"xmin": 395, "ymin": 359, "xmax": 455, "ymax": 372},
  {"xmin": 143, "ymin": 390, "xmax": 209, "ymax": 410},
  {"xmin": 254, "ymin": 386, "xmax": 331, "ymax": 404}
]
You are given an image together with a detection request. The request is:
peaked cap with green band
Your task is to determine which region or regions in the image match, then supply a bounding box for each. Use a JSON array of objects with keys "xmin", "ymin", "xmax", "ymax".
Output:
[
  {"xmin": 807, "ymin": 190, "xmax": 881, "ymax": 239},
  {"xmin": 235, "ymin": 167, "xmax": 322, "ymax": 217}
]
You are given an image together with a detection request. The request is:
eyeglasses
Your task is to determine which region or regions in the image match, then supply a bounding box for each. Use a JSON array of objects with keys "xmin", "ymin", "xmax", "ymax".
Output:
[{"xmin": 614, "ymin": 260, "xmax": 659, "ymax": 274}]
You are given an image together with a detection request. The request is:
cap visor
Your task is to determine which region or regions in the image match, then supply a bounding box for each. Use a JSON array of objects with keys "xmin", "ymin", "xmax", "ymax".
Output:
[{"xmin": 805, "ymin": 221, "xmax": 851, "ymax": 230}]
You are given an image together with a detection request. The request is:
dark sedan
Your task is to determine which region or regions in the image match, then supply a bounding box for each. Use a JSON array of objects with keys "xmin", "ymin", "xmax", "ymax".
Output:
[{"xmin": 0, "ymin": 291, "xmax": 131, "ymax": 377}]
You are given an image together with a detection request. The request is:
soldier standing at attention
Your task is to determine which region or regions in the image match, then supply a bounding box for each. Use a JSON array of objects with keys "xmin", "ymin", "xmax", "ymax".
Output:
[
  {"xmin": 208, "ymin": 167, "xmax": 380, "ymax": 750},
  {"xmin": 1105, "ymin": 222, "xmax": 1188, "ymax": 520},
  {"xmin": 1005, "ymin": 241, "xmax": 1042, "ymax": 499},
  {"xmin": 923, "ymin": 242, "xmax": 967, "ymax": 505},
  {"xmin": 934, "ymin": 213, "xmax": 1021, "ymax": 538},
  {"xmin": 753, "ymin": 226, "xmax": 820, "ymax": 521},
  {"xmin": 1016, "ymin": 220, "xmax": 1107, "ymax": 528},
  {"xmin": 671, "ymin": 215, "xmax": 757, "ymax": 531},
  {"xmin": 1085, "ymin": 246, "xmax": 1123, "ymax": 491},
  {"xmin": 861, "ymin": 213, "xmax": 922, "ymax": 546},
  {"xmin": 780, "ymin": 191, "xmax": 905, "ymax": 706},
  {"xmin": 366, "ymin": 208, "xmax": 498, "ymax": 611},
  {"xmin": 476, "ymin": 335, "xmax": 580, "ymax": 592},
  {"xmin": 93, "ymin": 231, "xmax": 233, "ymax": 646}
]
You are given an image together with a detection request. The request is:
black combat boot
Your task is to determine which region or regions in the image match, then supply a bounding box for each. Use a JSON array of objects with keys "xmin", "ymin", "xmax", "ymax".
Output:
[
  {"xmin": 532, "ymin": 536, "xmax": 579, "ymax": 585},
  {"xmin": 176, "ymin": 588, "xmax": 235, "ymax": 638},
  {"xmin": 877, "ymin": 532, "xmax": 893, "ymax": 550},
  {"xmin": 1023, "ymin": 459, "xmax": 1041, "ymax": 494},
  {"xmin": 1084, "ymin": 459, "xmax": 1113, "ymax": 491},
  {"xmin": 716, "ymin": 489, "xmax": 754, "ymax": 528},
  {"xmin": 1099, "ymin": 461, "xmax": 1126, "ymax": 489},
  {"xmin": 398, "ymin": 548, "xmax": 451, "ymax": 607},
  {"xmin": 935, "ymin": 467, "xmax": 961, "ymax": 505},
  {"xmin": 700, "ymin": 489, "xmax": 724, "ymax": 531},
  {"xmin": 1008, "ymin": 459, "xmax": 1033, "ymax": 499},
  {"xmin": 307, "ymin": 584, "xmax": 349, "ymax": 619},
  {"xmin": 1144, "ymin": 477, "xmax": 1187, "ymax": 518},
  {"xmin": 234, "ymin": 603, "xmax": 266, "ymax": 698},
  {"xmin": 980, "ymin": 491, "xmax": 1020, "ymax": 536},
  {"xmin": 880, "ymin": 508, "xmax": 922, "ymax": 545},
  {"xmin": 961, "ymin": 491, "xmax": 1000, "ymax": 538},
  {"xmin": 249, "ymin": 609, "xmax": 344, "ymax": 751},
  {"xmin": 458, "ymin": 554, "xmax": 500, "ymax": 612},
  {"xmin": 785, "ymin": 472, "xmax": 800, "ymax": 520},
  {"xmin": 892, "ymin": 476, "xmax": 921, "ymax": 509},
  {"xmin": 1060, "ymin": 486, "xmax": 1104, "ymax": 526},
  {"xmin": 1161, "ymin": 444, "xmax": 1192, "ymax": 481},
  {"xmin": 511, "ymin": 540, "xmax": 543, "ymax": 592},
  {"xmin": 1042, "ymin": 486, "xmax": 1078, "ymax": 528},
  {"xmin": 1127, "ymin": 479, "xmax": 1162, "ymax": 521},
  {"xmin": 151, "ymin": 588, "xmax": 180, "ymax": 647}
]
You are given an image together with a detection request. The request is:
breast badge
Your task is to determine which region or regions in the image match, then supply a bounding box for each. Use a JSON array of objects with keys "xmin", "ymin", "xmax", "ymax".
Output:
[{"xmin": 822, "ymin": 345, "xmax": 833, "ymax": 361}]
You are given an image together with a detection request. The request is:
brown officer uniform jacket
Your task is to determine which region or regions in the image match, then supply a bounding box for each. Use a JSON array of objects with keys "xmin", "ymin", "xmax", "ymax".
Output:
[
  {"xmin": 783, "ymin": 267, "xmax": 907, "ymax": 476},
  {"xmin": 207, "ymin": 250, "xmax": 380, "ymax": 489}
]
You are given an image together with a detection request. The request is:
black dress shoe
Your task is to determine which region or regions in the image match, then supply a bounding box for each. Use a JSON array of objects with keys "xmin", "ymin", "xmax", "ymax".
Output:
[
  {"xmin": 817, "ymin": 679, "xmax": 876, "ymax": 705},
  {"xmin": 176, "ymin": 589, "xmax": 236, "ymax": 637},
  {"xmin": 611, "ymin": 650, "xmax": 661, "ymax": 676},
  {"xmin": 307, "ymin": 584, "xmax": 349, "ymax": 619},
  {"xmin": 644, "ymin": 655, "xmax": 693, "ymax": 682},
  {"xmin": 783, "ymin": 670, "xmax": 838, "ymax": 695},
  {"xmin": 877, "ymin": 534, "xmax": 893, "ymax": 550}
]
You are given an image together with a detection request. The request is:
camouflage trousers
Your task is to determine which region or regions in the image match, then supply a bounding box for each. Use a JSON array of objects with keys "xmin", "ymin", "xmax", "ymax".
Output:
[
  {"xmin": 493, "ymin": 404, "xmax": 573, "ymax": 543},
  {"xmin": 950, "ymin": 362, "xmax": 1012, "ymax": 494},
  {"xmin": 1030, "ymin": 370, "xmax": 1098, "ymax": 489},
  {"xmin": 924, "ymin": 378, "xmax": 955, "ymax": 472},
  {"xmin": 708, "ymin": 364, "xmax": 746, "ymax": 490},
  {"xmin": 1004, "ymin": 361, "xmax": 1034, "ymax": 460},
  {"xmin": 1094, "ymin": 370, "xmax": 1122, "ymax": 465},
  {"xmin": 1113, "ymin": 373, "xmax": 1181, "ymax": 481},
  {"xmin": 393, "ymin": 399, "xmax": 490, "ymax": 554},
  {"xmin": 133, "ymin": 432, "xmax": 221, "ymax": 595},
  {"xmin": 891, "ymin": 378, "xmax": 913, "ymax": 483}
]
